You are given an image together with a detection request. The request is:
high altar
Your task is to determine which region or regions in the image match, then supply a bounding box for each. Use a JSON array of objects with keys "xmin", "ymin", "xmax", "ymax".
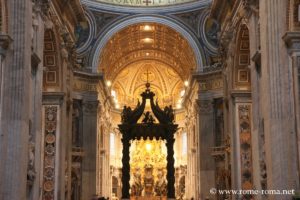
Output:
[
  {"xmin": 118, "ymin": 83, "xmax": 178, "ymax": 200},
  {"xmin": 130, "ymin": 139, "xmax": 167, "ymax": 200}
]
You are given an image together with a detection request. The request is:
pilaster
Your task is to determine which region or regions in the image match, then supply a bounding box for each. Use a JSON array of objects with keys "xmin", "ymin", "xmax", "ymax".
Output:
[
  {"xmin": 42, "ymin": 92, "xmax": 64, "ymax": 200},
  {"xmin": 82, "ymin": 99, "xmax": 99, "ymax": 200},
  {"xmin": 0, "ymin": 0, "xmax": 32, "ymax": 198},
  {"xmin": 283, "ymin": 31, "xmax": 300, "ymax": 196},
  {"xmin": 260, "ymin": 1, "xmax": 299, "ymax": 199},
  {"xmin": 197, "ymin": 98, "xmax": 215, "ymax": 200}
]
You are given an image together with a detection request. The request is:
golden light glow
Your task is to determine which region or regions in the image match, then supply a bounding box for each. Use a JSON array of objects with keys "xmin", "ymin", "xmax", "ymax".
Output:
[
  {"xmin": 100, "ymin": 23, "xmax": 197, "ymax": 109},
  {"xmin": 111, "ymin": 62, "xmax": 185, "ymax": 108},
  {"xmin": 111, "ymin": 90, "xmax": 116, "ymax": 97},
  {"xmin": 130, "ymin": 138, "xmax": 167, "ymax": 170},
  {"xmin": 106, "ymin": 80, "xmax": 112, "ymax": 87},
  {"xmin": 142, "ymin": 38, "xmax": 154, "ymax": 43},
  {"xmin": 184, "ymin": 80, "xmax": 189, "ymax": 87},
  {"xmin": 99, "ymin": 23, "xmax": 196, "ymax": 81},
  {"xmin": 146, "ymin": 143, "xmax": 152, "ymax": 151},
  {"xmin": 176, "ymin": 104, "xmax": 182, "ymax": 109},
  {"xmin": 142, "ymin": 25, "xmax": 154, "ymax": 31},
  {"xmin": 180, "ymin": 90, "xmax": 185, "ymax": 97}
]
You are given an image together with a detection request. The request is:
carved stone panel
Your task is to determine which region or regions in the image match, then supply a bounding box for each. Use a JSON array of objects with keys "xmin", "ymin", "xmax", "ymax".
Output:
[
  {"xmin": 42, "ymin": 106, "xmax": 58, "ymax": 200},
  {"xmin": 197, "ymin": 100, "xmax": 213, "ymax": 114},
  {"xmin": 237, "ymin": 104, "xmax": 253, "ymax": 196},
  {"xmin": 83, "ymin": 100, "xmax": 99, "ymax": 114}
]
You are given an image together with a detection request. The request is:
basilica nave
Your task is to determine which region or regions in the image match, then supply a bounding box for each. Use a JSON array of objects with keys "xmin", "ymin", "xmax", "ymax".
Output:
[{"xmin": 0, "ymin": 0, "xmax": 299, "ymax": 200}]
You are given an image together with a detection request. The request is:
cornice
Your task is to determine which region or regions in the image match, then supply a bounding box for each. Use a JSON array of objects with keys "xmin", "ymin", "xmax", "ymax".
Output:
[
  {"xmin": 192, "ymin": 69, "xmax": 222, "ymax": 81},
  {"xmin": 73, "ymin": 70, "xmax": 103, "ymax": 80},
  {"xmin": 42, "ymin": 92, "xmax": 65, "ymax": 105},
  {"xmin": 230, "ymin": 90, "xmax": 251, "ymax": 99}
]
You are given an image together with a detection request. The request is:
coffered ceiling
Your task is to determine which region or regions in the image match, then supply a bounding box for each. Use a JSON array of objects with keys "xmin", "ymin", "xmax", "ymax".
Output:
[
  {"xmin": 99, "ymin": 23, "xmax": 196, "ymax": 109},
  {"xmin": 99, "ymin": 23, "xmax": 196, "ymax": 81}
]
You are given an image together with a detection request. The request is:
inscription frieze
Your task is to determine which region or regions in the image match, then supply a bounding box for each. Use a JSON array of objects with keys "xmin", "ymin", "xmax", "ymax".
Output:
[
  {"xmin": 73, "ymin": 79, "xmax": 97, "ymax": 92},
  {"xmin": 94, "ymin": 0, "xmax": 196, "ymax": 6},
  {"xmin": 199, "ymin": 78, "xmax": 223, "ymax": 91}
]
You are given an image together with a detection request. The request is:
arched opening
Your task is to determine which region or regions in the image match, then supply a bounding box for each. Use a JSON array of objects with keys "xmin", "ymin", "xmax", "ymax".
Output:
[
  {"xmin": 89, "ymin": 16, "xmax": 205, "ymax": 72},
  {"xmin": 99, "ymin": 23, "xmax": 196, "ymax": 109},
  {"xmin": 95, "ymin": 22, "xmax": 199, "ymax": 199}
]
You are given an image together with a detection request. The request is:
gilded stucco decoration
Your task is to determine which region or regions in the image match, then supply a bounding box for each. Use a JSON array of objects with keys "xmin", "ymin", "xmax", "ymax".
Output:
[
  {"xmin": 100, "ymin": 23, "xmax": 194, "ymax": 109},
  {"xmin": 99, "ymin": 23, "xmax": 196, "ymax": 81},
  {"xmin": 112, "ymin": 61, "xmax": 184, "ymax": 108},
  {"xmin": 238, "ymin": 104, "xmax": 253, "ymax": 194}
]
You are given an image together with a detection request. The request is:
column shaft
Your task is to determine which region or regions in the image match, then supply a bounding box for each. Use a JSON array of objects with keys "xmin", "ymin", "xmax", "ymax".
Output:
[
  {"xmin": 166, "ymin": 138, "xmax": 175, "ymax": 198},
  {"xmin": 0, "ymin": 0, "xmax": 32, "ymax": 199},
  {"xmin": 121, "ymin": 138, "xmax": 130, "ymax": 199}
]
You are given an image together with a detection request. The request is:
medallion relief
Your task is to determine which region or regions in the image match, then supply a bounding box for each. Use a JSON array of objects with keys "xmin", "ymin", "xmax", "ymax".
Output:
[
  {"xmin": 237, "ymin": 104, "xmax": 253, "ymax": 194},
  {"xmin": 42, "ymin": 106, "xmax": 58, "ymax": 200}
]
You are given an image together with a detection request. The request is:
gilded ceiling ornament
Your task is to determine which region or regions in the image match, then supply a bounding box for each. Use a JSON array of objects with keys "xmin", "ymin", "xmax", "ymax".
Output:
[{"xmin": 100, "ymin": 23, "xmax": 196, "ymax": 81}]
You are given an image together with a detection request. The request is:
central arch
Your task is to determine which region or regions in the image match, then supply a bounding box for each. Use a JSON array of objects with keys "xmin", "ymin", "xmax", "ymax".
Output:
[{"xmin": 89, "ymin": 15, "xmax": 205, "ymax": 73}]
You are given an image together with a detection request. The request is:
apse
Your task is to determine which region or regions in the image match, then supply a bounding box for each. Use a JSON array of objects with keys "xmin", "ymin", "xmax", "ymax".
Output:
[{"xmin": 129, "ymin": 138, "xmax": 167, "ymax": 197}]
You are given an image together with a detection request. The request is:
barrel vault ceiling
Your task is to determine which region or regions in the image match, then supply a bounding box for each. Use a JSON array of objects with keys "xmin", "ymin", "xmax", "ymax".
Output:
[{"xmin": 99, "ymin": 23, "xmax": 196, "ymax": 109}]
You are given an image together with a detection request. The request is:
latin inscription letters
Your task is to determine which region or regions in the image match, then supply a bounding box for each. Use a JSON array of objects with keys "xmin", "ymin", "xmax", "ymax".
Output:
[{"xmin": 96, "ymin": 0, "xmax": 195, "ymax": 7}]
